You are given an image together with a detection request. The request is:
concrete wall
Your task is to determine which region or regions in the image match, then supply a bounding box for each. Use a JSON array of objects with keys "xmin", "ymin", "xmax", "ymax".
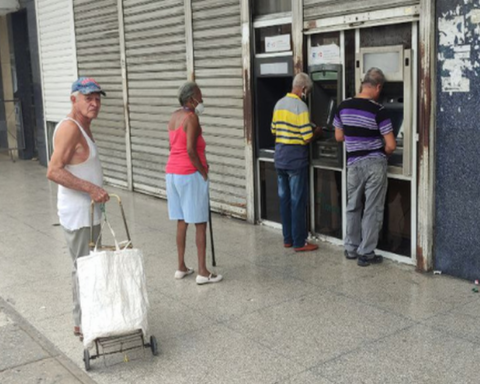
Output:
[{"xmin": 435, "ymin": 0, "xmax": 480, "ymax": 280}]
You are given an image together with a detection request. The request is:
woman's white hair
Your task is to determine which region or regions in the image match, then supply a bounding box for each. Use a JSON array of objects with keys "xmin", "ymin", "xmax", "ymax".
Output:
[{"xmin": 178, "ymin": 81, "xmax": 199, "ymax": 106}]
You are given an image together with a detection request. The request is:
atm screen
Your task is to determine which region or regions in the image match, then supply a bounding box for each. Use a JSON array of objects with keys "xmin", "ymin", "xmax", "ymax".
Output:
[
  {"xmin": 311, "ymin": 71, "xmax": 339, "ymax": 130},
  {"xmin": 380, "ymin": 82, "xmax": 404, "ymax": 139},
  {"xmin": 325, "ymin": 99, "xmax": 336, "ymax": 128},
  {"xmin": 380, "ymin": 82, "xmax": 404, "ymax": 168},
  {"xmin": 310, "ymin": 69, "xmax": 343, "ymax": 168},
  {"xmin": 383, "ymin": 100, "xmax": 404, "ymax": 139}
]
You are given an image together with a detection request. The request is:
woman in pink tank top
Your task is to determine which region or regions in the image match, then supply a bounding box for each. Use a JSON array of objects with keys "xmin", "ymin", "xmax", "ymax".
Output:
[{"xmin": 165, "ymin": 82, "xmax": 222, "ymax": 285}]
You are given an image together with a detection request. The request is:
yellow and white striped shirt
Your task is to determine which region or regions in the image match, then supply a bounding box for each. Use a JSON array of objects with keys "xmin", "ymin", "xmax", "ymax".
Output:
[
  {"xmin": 271, "ymin": 93, "xmax": 313, "ymax": 145},
  {"xmin": 271, "ymin": 93, "xmax": 314, "ymax": 169}
]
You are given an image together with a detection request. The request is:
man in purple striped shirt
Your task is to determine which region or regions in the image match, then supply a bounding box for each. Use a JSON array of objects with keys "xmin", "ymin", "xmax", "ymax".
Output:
[{"xmin": 334, "ymin": 68, "xmax": 396, "ymax": 267}]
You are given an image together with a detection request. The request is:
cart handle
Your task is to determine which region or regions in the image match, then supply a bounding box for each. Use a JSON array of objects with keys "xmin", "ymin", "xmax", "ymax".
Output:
[{"xmin": 89, "ymin": 194, "xmax": 132, "ymax": 249}]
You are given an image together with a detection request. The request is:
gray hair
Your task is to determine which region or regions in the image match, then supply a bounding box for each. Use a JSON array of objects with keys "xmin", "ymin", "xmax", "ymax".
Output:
[
  {"xmin": 362, "ymin": 67, "xmax": 386, "ymax": 88},
  {"xmin": 292, "ymin": 72, "xmax": 313, "ymax": 91},
  {"xmin": 178, "ymin": 81, "xmax": 199, "ymax": 106},
  {"xmin": 71, "ymin": 91, "xmax": 80, "ymax": 97}
]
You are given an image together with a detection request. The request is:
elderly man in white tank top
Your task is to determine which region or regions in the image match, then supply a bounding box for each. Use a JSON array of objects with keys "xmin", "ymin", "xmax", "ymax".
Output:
[{"xmin": 47, "ymin": 77, "xmax": 110, "ymax": 338}]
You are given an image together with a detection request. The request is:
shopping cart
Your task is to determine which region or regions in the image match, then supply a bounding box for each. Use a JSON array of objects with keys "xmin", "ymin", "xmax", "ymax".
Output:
[{"xmin": 81, "ymin": 194, "xmax": 158, "ymax": 371}]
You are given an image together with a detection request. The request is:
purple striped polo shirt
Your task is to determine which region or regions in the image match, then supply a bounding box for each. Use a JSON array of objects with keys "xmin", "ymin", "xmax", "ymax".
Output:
[{"xmin": 333, "ymin": 98, "xmax": 393, "ymax": 166}]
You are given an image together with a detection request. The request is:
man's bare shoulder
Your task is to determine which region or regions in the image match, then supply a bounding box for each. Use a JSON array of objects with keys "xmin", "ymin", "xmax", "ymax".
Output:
[{"xmin": 54, "ymin": 120, "xmax": 81, "ymax": 141}]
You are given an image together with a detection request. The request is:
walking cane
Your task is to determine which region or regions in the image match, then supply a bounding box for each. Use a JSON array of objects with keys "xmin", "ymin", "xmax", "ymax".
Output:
[{"xmin": 208, "ymin": 202, "xmax": 216, "ymax": 267}]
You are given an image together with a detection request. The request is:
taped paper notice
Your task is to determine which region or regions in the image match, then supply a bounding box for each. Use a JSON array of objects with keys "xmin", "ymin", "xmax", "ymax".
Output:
[
  {"xmin": 441, "ymin": 77, "xmax": 470, "ymax": 93},
  {"xmin": 265, "ymin": 34, "xmax": 291, "ymax": 53},
  {"xmin": 310, "ymin": 44, "xmax": 341, "ymax": 65}
]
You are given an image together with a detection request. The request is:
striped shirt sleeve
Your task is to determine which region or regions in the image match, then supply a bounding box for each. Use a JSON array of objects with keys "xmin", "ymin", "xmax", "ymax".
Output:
[
  {"xmin": 376, "ymin": 107, "xmax": 393, "ymax": 135},
  {"xmin": 271, "ymin": 104, "xmax": 278, "ymax": 135},
  {"xmin": 297, "ymin": 110, "xmax": 313, "ymax": 142},
  {"xmin": 271, "ymin": 119, "xmax": 277, "ymax": 135},
  {"xmin": 333, "ymin": 105, "xmax": 343, "ymax": 129}
]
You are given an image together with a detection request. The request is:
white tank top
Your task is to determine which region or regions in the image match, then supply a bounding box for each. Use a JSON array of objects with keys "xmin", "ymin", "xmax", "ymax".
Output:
[{"xmin": 53, "ymin": 118, "xmax": 103, "ymax": 231}]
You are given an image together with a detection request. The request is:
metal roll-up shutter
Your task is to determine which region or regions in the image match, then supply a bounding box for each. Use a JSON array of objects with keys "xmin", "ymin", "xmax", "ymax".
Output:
[
  {"xmin": 36, "ymin": 0, "xmax": 77, "ymax": 122},
  {"xmin": 73, "ymin": 0, "xmax": 128, "ymax": 188},
  {"xmin": 192, "ymin": 0, "xmax": 246, "ymax": 218},
  {"xmin": 304, "ymin": 0, "xmax": 420, "ymax": 22},
  {"xmin": 123, "ymin": 0, "xmax": 186, "ymax": 196}
]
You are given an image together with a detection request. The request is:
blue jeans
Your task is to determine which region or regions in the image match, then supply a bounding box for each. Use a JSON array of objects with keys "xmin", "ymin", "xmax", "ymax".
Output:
[{"xmin": 276, "ymin": 167, "xmax": 308, "ymax": 248}]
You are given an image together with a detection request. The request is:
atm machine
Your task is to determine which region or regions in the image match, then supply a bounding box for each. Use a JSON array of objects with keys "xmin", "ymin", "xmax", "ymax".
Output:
[
  {"xmin": 309, "ymin": 64, "xmax": 343, "ymax": 168},
  {"xmin": 356, "ymin": 45, "xmax": 413, "ymax": 177},
  {"xmin": 308, "ymin": 64, "xmax": 344, "ymax": 238},
  {"xmin": 355, "ymin": 45, "xmax": 414, "ymax": 256},
  {"xmin": 254, "ymin": 56, "xmax": 293, "ymax": 224}
]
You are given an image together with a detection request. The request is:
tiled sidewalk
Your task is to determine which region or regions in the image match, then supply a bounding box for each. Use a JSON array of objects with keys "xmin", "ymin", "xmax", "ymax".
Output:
[{"xmin": 1, "ymin": 155, "xmax": 479, "ymax": 384}]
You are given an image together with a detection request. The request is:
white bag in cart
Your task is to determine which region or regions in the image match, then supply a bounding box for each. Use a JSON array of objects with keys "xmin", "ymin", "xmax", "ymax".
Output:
[{"xmin": 77, "ymin": 227, "xmax": 149, "ymax": 349}]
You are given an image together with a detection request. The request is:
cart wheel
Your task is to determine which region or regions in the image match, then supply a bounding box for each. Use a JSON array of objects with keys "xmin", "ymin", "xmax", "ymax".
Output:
[
  {"xmin": 150, "ymin": 335, "xmax": 158, "ymax": 356},
  {"xmin": 84, "ymin": 349, "xmax": 91, "ymax": 371}
]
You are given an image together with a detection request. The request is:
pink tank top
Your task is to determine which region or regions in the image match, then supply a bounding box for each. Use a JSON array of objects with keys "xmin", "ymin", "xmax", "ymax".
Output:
[{"xmin": 165, "ymin": 113, "xmax": 207, "ymax": 175}]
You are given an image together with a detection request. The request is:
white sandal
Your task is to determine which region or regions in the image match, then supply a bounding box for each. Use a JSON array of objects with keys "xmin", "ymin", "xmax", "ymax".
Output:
[
  {"xmin": 174, "ymin": 268, "xmax": 194, "ymax": 279},
  {"xmin": 196, "ymin": 273, "xmax": 223, "ymax": 285}
]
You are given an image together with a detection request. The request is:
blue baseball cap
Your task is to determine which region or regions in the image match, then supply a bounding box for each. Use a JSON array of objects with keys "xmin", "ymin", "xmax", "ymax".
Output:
[{"xmin": 71, "ymin": 77, "xmax": 106, "ymax": 96}]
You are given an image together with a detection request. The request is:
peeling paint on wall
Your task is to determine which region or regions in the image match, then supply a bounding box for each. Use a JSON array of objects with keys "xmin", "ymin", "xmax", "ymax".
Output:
[
  {"xmin": 438, "ymin": 4, "xmax": 480, "ymax": 93},
  {"xmin": 435, "ymin": 0, "xmax": 480, "ymax": 281},
  {"xmin": 438, "ymin": 16, "xmax": 465, "ymax": 46}
]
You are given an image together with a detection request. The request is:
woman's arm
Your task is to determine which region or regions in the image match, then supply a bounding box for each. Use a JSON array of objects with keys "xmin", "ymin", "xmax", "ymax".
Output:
[{"xmin": 185, "ymin": 114, "xmax": 208, "ymax": 180}]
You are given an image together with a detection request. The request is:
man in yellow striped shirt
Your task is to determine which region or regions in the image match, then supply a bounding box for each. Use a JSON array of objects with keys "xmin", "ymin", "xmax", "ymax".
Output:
[{"xmin": 271, "ymin": 73, "xmax": 321, "ymax": 252}]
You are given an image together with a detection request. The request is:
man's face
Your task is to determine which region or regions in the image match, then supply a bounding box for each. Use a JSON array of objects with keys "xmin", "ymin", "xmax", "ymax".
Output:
[{"xmin": 72, "ymin": 92, "xmax": 101, "ymax": 119}]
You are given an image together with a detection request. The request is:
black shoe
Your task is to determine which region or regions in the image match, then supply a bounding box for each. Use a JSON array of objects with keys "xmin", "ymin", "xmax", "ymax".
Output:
[
  {"xmin": 357, "ymin": 254, "xmax": 383, "ymax": 267},
  {"xmin": 344, "ymin": 250, "xmax": 358, "ymax": 260}
]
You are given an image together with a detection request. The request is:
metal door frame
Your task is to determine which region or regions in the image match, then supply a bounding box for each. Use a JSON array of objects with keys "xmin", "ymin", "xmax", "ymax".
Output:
[
  {"xmin": 252, "ymin": 11, "xmax": 293, "ymax": 226},
  {"xmin": 307, "ymin": 21, "xmax": 419, "ymax": 265}
]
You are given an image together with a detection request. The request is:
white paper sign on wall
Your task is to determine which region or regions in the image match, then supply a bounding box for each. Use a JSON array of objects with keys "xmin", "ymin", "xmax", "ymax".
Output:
[
  {"xmin": 265, "ymin": 34, "xmax": 291, "ymax": 53},
  {"xmin": 310, "ymin": 44, "xmax": 341, "ymax": 65}
]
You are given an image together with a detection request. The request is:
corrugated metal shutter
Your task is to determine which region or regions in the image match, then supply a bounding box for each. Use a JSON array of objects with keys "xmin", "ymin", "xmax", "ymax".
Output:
[
  {"xmin": 304, "ymin": 0, "xmax": 420, "ymax": 22},
  {"xmin": 123, "ymin": 0, "xmax": 186, "ymax": 196},
  {"xmin": 36, "ymin": 0, "xmax": 76, "ymax": 122},
  {"xmin": 192, "ymin": 0, "xmax": 246, "ymax": 218},
  {"xmin": 73, "ymin": 0, "xmax": 128, "ymax": 188}
]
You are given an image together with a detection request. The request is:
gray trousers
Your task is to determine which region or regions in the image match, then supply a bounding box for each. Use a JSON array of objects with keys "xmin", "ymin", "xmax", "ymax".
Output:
[
  {"xmin": 63, "ymin": 225, "xmax": 101, "ymax": 327},
  {"xmin": 345, "ymin": 157, "xmax": 388, "ymax": 257}
]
